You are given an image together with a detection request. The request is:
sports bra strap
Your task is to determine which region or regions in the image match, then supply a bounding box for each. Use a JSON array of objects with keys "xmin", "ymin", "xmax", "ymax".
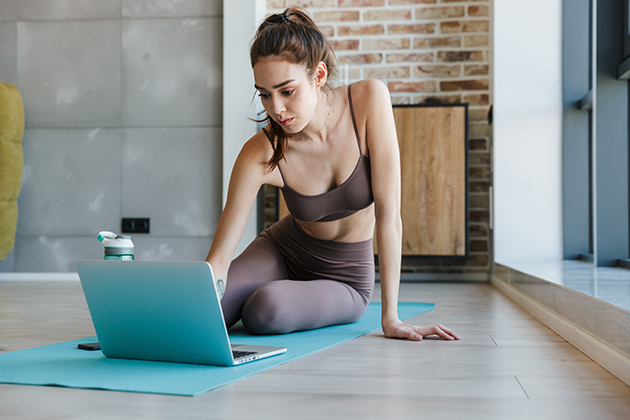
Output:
[
  {"xmin": 347, "ymin": 84, "xmax": 362, "ymax": 154},
  {"xmin": 277, "ymin": 160, "xmax": 287, "ymax": 187}
]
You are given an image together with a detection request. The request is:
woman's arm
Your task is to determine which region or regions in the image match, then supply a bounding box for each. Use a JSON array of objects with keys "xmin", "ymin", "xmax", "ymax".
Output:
[
  {"xmin": 205, "ymin": 133, "xmax": 275, "ymax": 296},
  {"xmin": 359, "ymin": 79, "xmax": 460, "ymax": 341}
]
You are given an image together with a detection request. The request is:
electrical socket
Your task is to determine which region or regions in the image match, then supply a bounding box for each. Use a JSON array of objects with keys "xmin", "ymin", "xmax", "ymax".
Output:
[{"xmin": 122, "ymin": 218, "xmax": 150, "ymax": 234}]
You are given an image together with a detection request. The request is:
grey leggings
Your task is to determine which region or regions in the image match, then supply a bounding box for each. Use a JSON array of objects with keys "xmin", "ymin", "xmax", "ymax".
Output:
[{"xmin": 221, "ymin": 215, "xmax": 375, "ymax": 335}]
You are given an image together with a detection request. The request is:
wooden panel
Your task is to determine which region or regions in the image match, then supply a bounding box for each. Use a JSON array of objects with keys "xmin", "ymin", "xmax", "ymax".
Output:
[
  {"xmin": 396, "ymin": 106, "xmax": 466, "ymax": 255},
  {"xmin": 375, "ymin": 105, "xmax": 467, "ymax": 256}
]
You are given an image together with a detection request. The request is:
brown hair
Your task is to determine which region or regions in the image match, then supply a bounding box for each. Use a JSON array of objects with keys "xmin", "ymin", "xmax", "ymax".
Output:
[{"xmin": 250, "ymin": 7, "xmax": 338, "ymax": 171}]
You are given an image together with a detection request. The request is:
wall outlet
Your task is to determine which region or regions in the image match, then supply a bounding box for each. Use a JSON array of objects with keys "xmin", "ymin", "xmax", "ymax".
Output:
[{"xmin": 122, "ymin": 218, "xmax": 150, "ymax": 234}]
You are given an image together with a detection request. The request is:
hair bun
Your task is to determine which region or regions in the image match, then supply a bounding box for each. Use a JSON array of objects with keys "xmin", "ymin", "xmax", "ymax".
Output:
[{"xmin": 274, "ymin": 14, "xmax": 290, "ymax": 23}]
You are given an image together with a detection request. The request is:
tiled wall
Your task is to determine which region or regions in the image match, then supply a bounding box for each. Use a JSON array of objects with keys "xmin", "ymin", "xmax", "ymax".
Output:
[
  {"xmin": 0, "ymin": 0, "xmax": 223, "ymax": 272},
  {"xmin": 265, "ymin": 0, "xmax": 492, "ymax": 279}
]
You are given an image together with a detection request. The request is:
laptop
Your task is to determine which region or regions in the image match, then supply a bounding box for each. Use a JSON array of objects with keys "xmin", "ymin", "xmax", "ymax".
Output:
[{"xmin": 76, "ymin": 260, "xmax": 287, "ymax": 366}]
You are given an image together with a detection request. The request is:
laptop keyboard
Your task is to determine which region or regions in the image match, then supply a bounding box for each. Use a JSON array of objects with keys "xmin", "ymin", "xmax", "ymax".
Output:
[{"xmin": 232, "ymin": 350, "xmax": 258, "ymax": 359}]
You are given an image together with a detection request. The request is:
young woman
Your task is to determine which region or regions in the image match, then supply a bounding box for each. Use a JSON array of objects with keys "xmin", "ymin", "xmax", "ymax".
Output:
[{"xmin": 205, "ymin": 7, "xmax": 459, "ymax": 342}]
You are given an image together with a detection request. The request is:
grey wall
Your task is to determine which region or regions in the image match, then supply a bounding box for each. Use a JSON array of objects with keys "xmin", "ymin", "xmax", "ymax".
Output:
[{"xmin": 0, "ymin": 0, "xmax": 223, "ymax": 272}]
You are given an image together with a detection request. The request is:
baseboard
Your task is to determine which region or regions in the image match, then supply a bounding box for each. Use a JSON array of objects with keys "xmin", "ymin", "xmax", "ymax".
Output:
[
  {"xmin": 378, "ymin": 273, "xmax": 489, "ymax": 282},
  {"xmin": 491, "ymin": 275, "xmax": 630, "ymax": 387},
  {"xmin": 0, "ymin": 273, "xmax": 79, "ymax": 281}
]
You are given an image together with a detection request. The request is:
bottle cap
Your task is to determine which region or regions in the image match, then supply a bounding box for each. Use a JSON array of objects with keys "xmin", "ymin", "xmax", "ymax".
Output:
[{"xmin": 97, "ymin": 231, "xmax": 134, "ymax": 249}]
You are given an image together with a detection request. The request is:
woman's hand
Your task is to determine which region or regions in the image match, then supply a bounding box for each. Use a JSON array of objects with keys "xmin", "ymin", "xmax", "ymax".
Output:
[{"xmin": 382, "ymin": 318, "xmax": 461, "ymax": 341}]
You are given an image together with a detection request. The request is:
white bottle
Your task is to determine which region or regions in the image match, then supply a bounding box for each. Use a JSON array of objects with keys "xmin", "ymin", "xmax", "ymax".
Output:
[{"xmin": 97, "ymin": 231, "xmax": 134, "ymax": 261}]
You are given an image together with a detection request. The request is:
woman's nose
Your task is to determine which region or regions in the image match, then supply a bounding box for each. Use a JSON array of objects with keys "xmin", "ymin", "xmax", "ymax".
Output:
[{"xmin": 270, "ymin": 97, "xmax": 285, "ymax": 115}]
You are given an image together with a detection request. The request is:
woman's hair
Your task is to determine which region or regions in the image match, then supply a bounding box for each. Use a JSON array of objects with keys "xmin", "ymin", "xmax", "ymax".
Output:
[{"xmin": 250, "ymin": 7, "xmax": 338, "ymax": 172}]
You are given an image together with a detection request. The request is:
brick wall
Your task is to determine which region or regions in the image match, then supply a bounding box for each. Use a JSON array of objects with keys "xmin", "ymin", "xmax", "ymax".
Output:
[{"xmin": 264, "ymin": 0, "xmax": 492, "ymax": 280}]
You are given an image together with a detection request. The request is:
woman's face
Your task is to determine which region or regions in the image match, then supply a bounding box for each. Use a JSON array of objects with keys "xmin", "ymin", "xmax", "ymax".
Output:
[{"xmin": 253, "ymin": 57, "xmax": 322, "ymax": 135}]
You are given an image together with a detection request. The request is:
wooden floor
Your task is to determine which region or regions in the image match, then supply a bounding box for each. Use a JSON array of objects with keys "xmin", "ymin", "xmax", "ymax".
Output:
[{"xmin": 1, "ymin": 281, "xmax": 630, "ymax": 419}]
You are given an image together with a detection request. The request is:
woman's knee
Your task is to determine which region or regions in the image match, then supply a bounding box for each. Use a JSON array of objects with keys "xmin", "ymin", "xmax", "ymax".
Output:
[{"xmin": 241, "ymin": 283, "xmax": 290, "ymax": 335}]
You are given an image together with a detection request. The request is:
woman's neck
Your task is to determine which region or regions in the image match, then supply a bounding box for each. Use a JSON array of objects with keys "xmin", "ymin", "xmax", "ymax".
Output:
[{"xmin": 295, "ymin": 90, "xmax": 334, "ymax": 142}]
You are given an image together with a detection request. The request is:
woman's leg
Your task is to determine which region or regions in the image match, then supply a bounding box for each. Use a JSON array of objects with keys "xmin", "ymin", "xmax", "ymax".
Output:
[
  {"xmin": 220, "ymin": 234, "xmax": 288, "ymax": 329},
  {"xmin": 241, "ymin": 279, "xmax": 369, "ymax": 334}
]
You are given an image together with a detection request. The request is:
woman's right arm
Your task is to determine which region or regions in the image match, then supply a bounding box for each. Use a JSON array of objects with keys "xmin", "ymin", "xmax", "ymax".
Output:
[{"xmin": 205, "ymin": 133, "xmax": 274, "ymax": 294}]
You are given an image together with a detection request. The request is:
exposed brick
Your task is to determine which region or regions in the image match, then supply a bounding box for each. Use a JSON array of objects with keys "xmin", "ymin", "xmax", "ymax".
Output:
[
  {"xmin": 467, "ymin": 254, "xmax": 489, "ymax": 267},
  {"xmin": 363, "ymin": 37, "xmax": 411, "ymax": 50},
  {"xmin": 267, "ymin": 0, "xmax": 285, "ymax": 9},
  {"xmin": 437, "ymin": 51, "xmax": 484, "ymax": 62},
  {"xmin": 389, "ymin": 0, "xmax": 437, "ymax": 4},
  {"xmin": 338, "ymin": 53, "xmax": 383, "ymax": 64},
  {"xmin": 330, "ymin": 39, "xmax": 360, "ymax": 51},
  {"xmin": 413, "ymin": 94, "xmax": 462, "ymax": 104},
  {"xmin": 415, "ymin": 65, "xmax": 460, "ymax": 78},
  {"xmin": 415, "ymin": 6, "xmax": 464, "ymax": 20},
  {"xmin": 286, "ymin": 0, "xmax": 335, "ymax": 6},
  {"xmin": 314, "ymin": 10, "xmax": 360, "ymax": 22},
  {"xmin": 468, "ymin": 108, "xmax": 489, "ymax": 121},
  {"xmin": 348, "ymin": 68, "xmax": 362, "ymax": 79},
  {"xmin": 388, "ymin": 81, "xmax": 437, "ymax": 92},
  {"xmin": 469, "ymin": 152, "xmax": 490, "ymax": 165},
  {"xmin": 468, "ymin": 210, "xmax": 490, "ymax": 223},
  {"xmin": 364, "ymin": 9, "xmax": 412, "ymax": 21},
  {"xmin": 320, "ymin": 25, "xmax": 335, "ymax": 37},
  {"xmin": 463, "ymin": 93, "xmax": 489, "ymax": 105},
  {"xmin": 440, "ymin": 254, "xmax": 488, "ymax": 267},
  {"xmin": 464, "ymin": 34, "xmax": 489, "ymax": 47},
  {"xmin": 469, "ymin": 224, "xmax": 488, "ymax": 238},
  {"xmin": 388, "ymin": 23, "xmax": 436, "ymax": 35},
  {"xmin": 339, "ymin": 0, "xmax": 384, "ymax": 6},
  {"xmin": 468, "ymin": 5, "xmax": 489, "ymax": 17},
  {"xmin": 338, "ymin": 24, "xmax": 385, "ymax": 36},
  {"xmin": 469, "ymin": 122, "xmax": 490, "ymax": 136},
  {"xmin": 469, "ymin": 193, "xmax": 490, "ymax": 209},
  {"xmin": 469, "ymin": 138, "xmax": 488, "ymax": 150},
  {"xmin": 440, "ymin": 20, "xmax": 489, "ymax": 34},
  {"xmin": 469, "ymin": 240, "xmax": 489, "ymax": 252},
  {"xmin": 440, "ymin": 79, "xmax": 489, "ymax": 91},
  {"xmin": 469, "ymin": 167, "xmax": 490, "ymax": 179},
  {"xmin": 386, "ymin": 52, "xmax": 434, "ymax": 62},
  {"xmin": 464, "ymin": 64, "xmax": 489, "ymax": 76},
  {"xmin": 391, "ymin": 95, "xmax": 411, "ymax": 105},
  {"xmin": 364, "ymin": 66, "xmax": 411, "ymax": 79},
  {"xmin": 418, "ymin": 267, "xmax": 467, "ymax": 273},
  {"xmin": 414, "ymin": 36, "xmax": 461, "ymax": 48},
  {"xmin": 470, "ymin": 181, "xmax": 489, "ymax": 193}
]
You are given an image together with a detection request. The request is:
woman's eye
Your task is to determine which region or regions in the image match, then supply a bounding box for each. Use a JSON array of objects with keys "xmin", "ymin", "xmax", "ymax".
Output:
[
  {"xmin": 283, "ymin": 90, "xmax": 294, "ymax": 96},
  {"xmin": 258, "ymin": 92, "xmax": 271, "ymax": 99}
]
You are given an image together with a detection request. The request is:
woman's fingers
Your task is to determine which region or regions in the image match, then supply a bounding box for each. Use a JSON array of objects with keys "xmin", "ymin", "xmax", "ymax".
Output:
[{"xmin": 417, "ymin": 323, "xmax": 461, "ymax": 340}]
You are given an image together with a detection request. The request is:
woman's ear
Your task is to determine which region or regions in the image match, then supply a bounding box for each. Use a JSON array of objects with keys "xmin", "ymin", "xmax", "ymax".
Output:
[{"xmin": 314, "ymin": 61, "xmax": 328, "ymax": 87}]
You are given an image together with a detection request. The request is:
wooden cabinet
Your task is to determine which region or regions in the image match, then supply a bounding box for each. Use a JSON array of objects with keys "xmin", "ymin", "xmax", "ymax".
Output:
[
  {"xmin": 387, "ymin": 104, "xmax": 468, "ymax": 256},
  {"xmin": 277, "ymin": 104, "xmax": 468, "ymax": 257}
]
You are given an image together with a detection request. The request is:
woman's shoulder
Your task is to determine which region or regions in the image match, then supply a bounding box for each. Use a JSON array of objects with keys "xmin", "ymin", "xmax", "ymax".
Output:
[
  {"xmin": 347, "ymin": 78, "xmax": 390, "ymax": 104},
  {"xmin": 236, "ymin": 127, "xmax": 275, "ymax": 171},
  {"xmin": 240, "ymin": 127, "xmax": 272, "ymax": 157}
]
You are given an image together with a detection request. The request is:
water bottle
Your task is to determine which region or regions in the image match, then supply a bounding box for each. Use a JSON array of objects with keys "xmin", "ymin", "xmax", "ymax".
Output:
[{"xmin": 97, "ymin": 231, "xmax": 134, "ymax": 261}]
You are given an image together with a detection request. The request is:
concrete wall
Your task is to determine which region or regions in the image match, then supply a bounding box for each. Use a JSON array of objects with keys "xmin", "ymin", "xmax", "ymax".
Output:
[{"xmin": 0, "ymin": 0, "xmax": 224, "ymax": 272}]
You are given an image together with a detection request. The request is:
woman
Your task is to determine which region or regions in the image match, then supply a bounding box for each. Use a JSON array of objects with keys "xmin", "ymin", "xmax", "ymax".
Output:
[{"xmin": 205, "ymin": 7, "xmax": 459, "ymax": 342}]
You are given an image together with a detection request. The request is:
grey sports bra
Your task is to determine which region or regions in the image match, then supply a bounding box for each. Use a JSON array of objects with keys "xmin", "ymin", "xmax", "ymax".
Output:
[{"xmin": 278, "ymin": 84, "xmax": 374, "ymax": 223}]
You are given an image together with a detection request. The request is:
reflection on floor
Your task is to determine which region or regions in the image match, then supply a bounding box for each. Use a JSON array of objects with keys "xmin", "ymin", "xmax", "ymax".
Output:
[{"xmin": 498, "ymin": 260, "xmax": 630, "ymax": 311}]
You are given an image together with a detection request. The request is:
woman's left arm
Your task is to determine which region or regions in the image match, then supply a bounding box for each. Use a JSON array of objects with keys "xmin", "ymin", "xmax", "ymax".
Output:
[{"xmin": 360, "ymin": 79, "xmax": 460, "ymax": 341}]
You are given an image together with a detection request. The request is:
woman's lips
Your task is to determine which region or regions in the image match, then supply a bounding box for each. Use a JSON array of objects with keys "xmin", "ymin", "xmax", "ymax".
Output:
[{"xmin": 277, "ymin": 117, "xmax": 294, "ymax": 126}]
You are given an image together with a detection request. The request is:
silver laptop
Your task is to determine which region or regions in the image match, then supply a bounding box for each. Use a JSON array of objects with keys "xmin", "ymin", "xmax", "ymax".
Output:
[{"xmin": 76, "ymin": 260, "xmax": 287, "ymax": 366}]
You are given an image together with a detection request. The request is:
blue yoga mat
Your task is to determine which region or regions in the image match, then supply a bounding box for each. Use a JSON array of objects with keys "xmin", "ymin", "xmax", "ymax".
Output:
[{"xmin": 0, "ymin": 302, "xmax": 433, "ymax": 396}]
